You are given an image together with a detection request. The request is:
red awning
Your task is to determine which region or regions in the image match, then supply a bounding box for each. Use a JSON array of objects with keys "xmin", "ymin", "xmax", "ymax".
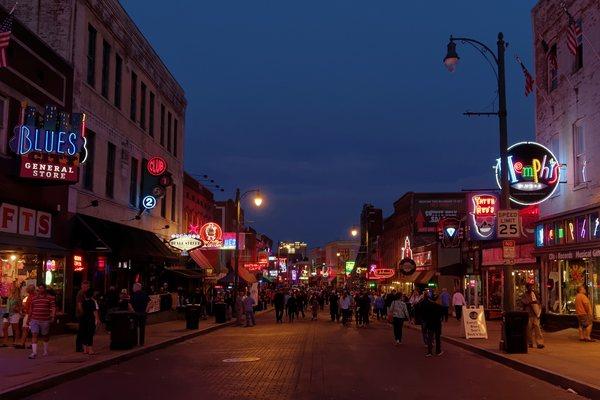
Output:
[
  {"xmin": 238, "ymin": 265, "xmax": 257, "ymax": 283},
  {"xmin": 189, "ymin": 249, "xmax": 215, "ymax": 270}
]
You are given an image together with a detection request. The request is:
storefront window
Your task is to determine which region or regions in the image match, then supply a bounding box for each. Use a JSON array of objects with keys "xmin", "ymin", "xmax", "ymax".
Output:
[
  {"xmin": 464, "ymin": 274, "xmax": 482, "ymax": 307},
  {"xmin": 485, "ymin": 270, "xmax": 503, "ymax": 310},
  {"xmin": 549, "ymin": 258, "xmax": 597, "ymax": 318},
  {"xmin": 514, "ymin": 269, "xmax": 539, "ymax": 307}
]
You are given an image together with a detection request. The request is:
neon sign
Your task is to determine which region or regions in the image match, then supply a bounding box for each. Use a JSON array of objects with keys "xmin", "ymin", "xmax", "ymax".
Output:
[
  {"xmin": 495, "ymin": 142, "xmax": 561, "ymax": 205},
  {"xmin": 169, "ymin": 233, "xmax": 202, "ymax": 253},
  {"xmin": 147, "ymin": 156, "xmax": 167, "ymax": 176},
  {"xmin": 468, "ymin": 192, "xmax": 498, "ymax": 240},
  {"xmin": 198, "ymin": 222, "xmax": 223, "ymax": 249},
  {"xmin": 345, "ymin": 261, "xmax": 355, "ymax": 276},
  {"xmin": 368, "ymin": 266, "xmax": 395, "ymax": 280},
  {"xmin": 398, "ymin": 237, "xmax": 416, "ymax": 275}
]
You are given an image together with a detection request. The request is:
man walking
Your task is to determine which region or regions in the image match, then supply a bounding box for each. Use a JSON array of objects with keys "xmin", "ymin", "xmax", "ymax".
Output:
[
  {"xmin": 273, "ymin": 289, "xmax": 285, "ymax": 323},
  {"xmin": 340, "ymin": 291, "xmax": 352, "ymax": 326},
  {"xmin": 243, "ymin": 293, "xmax": 256, "ymax": 327},
  {"xmin": 452, "ymin": 289, "xmax": 466, "ymax": 321},
  {"xmin": 575, "ymin": 285, "xmax": 595, "ymax": 342},
  {"xmin": 329, "ymin": 291, "xmax": 339, "ymax": 322},
  {"xmin": 421, "ymin": 295, "xmax": 444, "ymax": 357},
  {"xmin": 131, "ymin": 283, "xmax": 150, "ymax": 346},
  {"xmin": 439, "ymin": 288, "xmax": 451, "ymax": 322},
  {"xmin": 521, "ymin": 283, "xmax": 544, "ymax": 349},
  {"xmin": 75, "ymin": 281, "xmax": 90, "ymax": 352},
  {"xmin": 28, "ymin": 285, "xmax": 55, "ymax": 359}
]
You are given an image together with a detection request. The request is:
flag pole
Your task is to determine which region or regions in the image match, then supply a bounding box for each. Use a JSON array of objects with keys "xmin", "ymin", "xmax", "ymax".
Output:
[{"xmin": 8, "ymin": 1, "xmax": 17, "ymax": 15}]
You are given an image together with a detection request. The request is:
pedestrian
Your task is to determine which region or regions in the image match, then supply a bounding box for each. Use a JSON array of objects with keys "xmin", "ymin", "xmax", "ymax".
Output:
[
  {"xmin": 439, "ymin": 288, "xmax": 451, "ymax": 322},
  {"xmin": 118, "ymin": 288, "xmax": 131, "ymax": 311},
  {"xmin": 413, "ymin": 291, "xmax": 429, "ymax": 346},
  {"xmin": 287, "ymin": 293, "xmax": 297, "ymax": 323},
  {"xmin": 340, "ymin": 291, "xmax": 352, "ymax": 326},
  {"xmin": 75, "ymin": 281, "xmax": 90, "ymax": 352},
  {"xmin": 329, "ymin": 291, "xmax": 340, "ymax": 322},
  {"xmin": 452, "ymin": 289, "xmax": 466, "ymax": 321},
  {"xmin": 16, "ymin": 284, "xmax": 36, "ymax": 349},
  {"xmin": 310, "ymin": 294, "xmax": 319, "ymax": 320},
  {"xmin": 2, "ymin": 284, "xmax": 22, "ymax": 347},
  {"xmin": 243, "ymin": 293, "xmax": 256, "ymax": 327},
  {"xmin": 359, "ymin": 292, "xmax": 371, "ymax": 327},
  {"xmin": 273, "ymin": 289, "xmax": 285, "ymax": 323},
  {"xmin": 78, "ymin": 288, "xmax": 100, "ymax": 355},
  {"xmin": 374, "ymin": 293, "xmax": 385, "ymax": 320},
  {"xmin": 28, "ymin": 284, "xmax": 56, "ymax": 359},
  {"xmin": 575, "ymin": 285, "xmax": 595, "ymax": 342},
  {"xmin": 130, "ymin": 283, "xmax": 150, "ymax": 346},
  {"xmin": 421, "ymin": 295, "xmax": 444, "ymax": 356},
  {"xmin": 521, "ymin": 282, "xmax": 544, "ymax": 349},
  {"xmin": 235, "ymin": 291, "xmax": 245, "ymax": 326},
  {"xmin": 388, "ymin": 293, "xmax": 409, "ymax": 345}
]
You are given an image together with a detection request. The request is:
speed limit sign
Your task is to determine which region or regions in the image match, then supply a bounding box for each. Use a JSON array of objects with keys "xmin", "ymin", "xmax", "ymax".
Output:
[{"xmin": 497, "ymin": 210, "xmax": 521, "ymax": 238}]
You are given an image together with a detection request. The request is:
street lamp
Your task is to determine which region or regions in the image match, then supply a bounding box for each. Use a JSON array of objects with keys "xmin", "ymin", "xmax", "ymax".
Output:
[
  {"xmin": 443, "ymin": 32, "xmax": 513, "ymax": 310},
  {"xmin": 350, "ymin": 228, "xmax": 358, "ymax": 237},
  {"xmin": 233, "ymin": 188, "xmax": 263, "ymax": 309}
]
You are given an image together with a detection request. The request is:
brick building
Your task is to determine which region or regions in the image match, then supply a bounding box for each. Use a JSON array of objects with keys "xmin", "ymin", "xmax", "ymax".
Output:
[
  {"xmin": 531, "ymin": 0, "xmax": 600, "ymax": 329},
  {"xmin": 183, "ymin": 172, "xmax": 215, "ymax": 232},
  {"xmin": 3, "ymin": 0, "xmax": 187, "ymax": 297}
]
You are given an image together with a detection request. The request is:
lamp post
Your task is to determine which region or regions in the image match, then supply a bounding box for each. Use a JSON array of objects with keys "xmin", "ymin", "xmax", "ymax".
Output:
[
  {"xmin": 444, "ymin": 32, "xmax": 514, "ymax": 311},
  {"xmin": 233, "ymin": 188, "xmax": 263, "ymax": 310}
]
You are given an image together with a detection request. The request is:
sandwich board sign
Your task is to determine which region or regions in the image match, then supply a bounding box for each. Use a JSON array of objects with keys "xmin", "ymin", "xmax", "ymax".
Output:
[{"xmin": 462, "ymin": 306, "xmax": 488, "ymax": 339}]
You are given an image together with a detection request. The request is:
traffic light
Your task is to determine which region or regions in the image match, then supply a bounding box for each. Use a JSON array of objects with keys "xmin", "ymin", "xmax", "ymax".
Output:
[{"xmin": 140, "ymin": 156, "xmax": 172, "ymax": 210}]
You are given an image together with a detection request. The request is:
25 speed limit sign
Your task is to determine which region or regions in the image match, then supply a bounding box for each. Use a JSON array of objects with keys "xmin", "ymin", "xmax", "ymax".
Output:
[{"xmin": 497, "ymin": 210, "xmax": 521, "ymax": 238}]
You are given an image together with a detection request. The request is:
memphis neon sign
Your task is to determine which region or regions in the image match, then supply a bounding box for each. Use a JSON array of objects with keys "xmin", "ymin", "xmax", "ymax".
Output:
[{"xmin": 495, "ymin": 142, "xmax": 561, "ymax": 206}]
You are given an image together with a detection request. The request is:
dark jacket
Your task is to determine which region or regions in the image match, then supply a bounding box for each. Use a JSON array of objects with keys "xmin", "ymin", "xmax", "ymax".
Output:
[
  {"xmin": 274, "ymin": 292, "xmax": 285, "ymax": 308},
  {"xmin": 421, "ymin": 299, "xmax": 444, "ymax": 328}
]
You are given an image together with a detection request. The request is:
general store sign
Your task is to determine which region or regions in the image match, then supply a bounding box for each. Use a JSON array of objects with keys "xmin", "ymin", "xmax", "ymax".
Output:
[
  {"xmin": 495, "ymin": 141, "xmax": 561, "ymax": 206},
  {"xmin": 0, "ymin": 203, "xmax": 52, "ymax": 238}
]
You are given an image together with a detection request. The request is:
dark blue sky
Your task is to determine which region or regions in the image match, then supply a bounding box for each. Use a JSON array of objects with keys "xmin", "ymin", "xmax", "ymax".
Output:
[{"xmin": 121, "ymin": 0, "xmax": 537, "ymax": 247}]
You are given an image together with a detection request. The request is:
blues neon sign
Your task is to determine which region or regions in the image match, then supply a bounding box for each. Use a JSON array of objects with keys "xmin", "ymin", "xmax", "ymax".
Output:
[{"xmin": 494, "ymin": 141, "xmax": 561, "ymax": 206}]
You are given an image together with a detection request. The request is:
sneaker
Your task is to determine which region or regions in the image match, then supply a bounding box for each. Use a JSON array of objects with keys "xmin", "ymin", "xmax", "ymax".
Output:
[
  {"xmin": 536, "ymin": 345, "xmax": 545, "ymax": 349},
  {"xmin": 436, "ymin": 351, "xmax": 444, "ymax": 356},
  {"xmin": 425, "ymin": 353, "xmax": 433, "ymax": 357},
  {"xmin": 28, "ymin": 353, "xmax": 37, "ymax": 359}
]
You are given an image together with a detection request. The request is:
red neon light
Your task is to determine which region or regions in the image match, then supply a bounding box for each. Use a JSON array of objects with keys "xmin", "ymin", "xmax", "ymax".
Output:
[
  {"xmin": 147, "ymin": 156, "xmax": 167, "ymax": 176},
  {"xmin": 97, "ymin": 256, "xmax": 106, "ymax": 271},
  {"xmin": 73, "ymin": 255, "xmax": 84, "ymax": 272}
]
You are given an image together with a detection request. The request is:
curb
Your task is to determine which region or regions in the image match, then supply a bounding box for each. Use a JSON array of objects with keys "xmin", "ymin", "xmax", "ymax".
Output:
[
  {"xmin": 407, "ymin": 325, "xmax": 600, "ymax": 399},
  {"xmin": 1, "ymin": 309, "xmax": 273, "ymax": 400}
]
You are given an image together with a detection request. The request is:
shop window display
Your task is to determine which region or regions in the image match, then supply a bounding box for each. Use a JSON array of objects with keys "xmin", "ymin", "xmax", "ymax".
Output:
[
  {"xmin": 514, "ymin": 269, "xmax": 539, "ymax": 307},
  {"xmin": 548, "ymin": 259, "xmax": 597, "ymax": 318},
  {"xmin": 485, "ymin": 270, "xmax": 503, "ymax": 310}
]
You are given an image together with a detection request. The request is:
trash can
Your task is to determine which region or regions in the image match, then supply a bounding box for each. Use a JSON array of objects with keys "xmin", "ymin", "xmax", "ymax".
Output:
[
  {"xmin": 109, "ymin": 311, "xmax": 138, "ymax": 350},
  {"xmin": 185, "ymin": 305, "xmax": 201, "ymax": 329},
  {"xmin": 214, "ymin": 302, "xmax": 227, "ymax": 324},
  {"xmin": 503, "ymin": 311, "xmax": 529, "ymax": 353}
]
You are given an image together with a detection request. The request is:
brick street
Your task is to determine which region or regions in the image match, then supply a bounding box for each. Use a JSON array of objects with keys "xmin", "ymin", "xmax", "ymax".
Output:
[{"xmin": 26, "ymin": 311, "xmax": 583, "ymax": 400}]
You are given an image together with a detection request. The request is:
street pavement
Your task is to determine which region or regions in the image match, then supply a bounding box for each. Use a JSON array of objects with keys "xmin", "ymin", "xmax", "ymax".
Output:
[{"xmin": 25, "ymin": 311, "xmax": 584, "ymax": 400}]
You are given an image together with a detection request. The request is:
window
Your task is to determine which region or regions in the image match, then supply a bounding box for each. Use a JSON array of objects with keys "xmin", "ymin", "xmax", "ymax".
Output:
[
  {"xmin": 549, "ymin": 134, "xmax": 561, "ymax": 197},
  {"xmin": 101, "ymin": 40, "xmax": 110, "ymax": 98},
  {"xmin": 160, "ymin": 195, "xmax": 166, "ymax": 218},
  {"xmin": 547, "ymin": 44, "xmax": 558, "ymax": 92},
  {"xmin": 167, "ymin": 111, "xmax": 172, "ymax": 153},
  {"xmin": 573, "ymin": 122, "xmax": 586, "ymax": 186},
  {"xmin": 149, "ymin": 92, "xmax": 155, "ymax": 137},
  {"xmin": 114, "ymin": 54, "xmax": 122, "ymax": 109},
  {"xmin": 160, "ymin": 104, "xmax": 165, "ymax": 146},
  {"xmin": 106, "ymin": 142, "xmax": 116, "ymax": 198},
  {"xmin": 129, "ymin": 157, "xmax": 139, "ymax": 207},
  {"xmin": 171, "ymin": 184, "xmax": 176, "ymax": 222},
  {"xmin": 86, "ymin": 25, "xmax": 97, "ymax": 87},
  {"xmin": 83, "ymin": 130, "xmax": 96, "ymax": 191},
  {"xmin": 130, "ymin": 72, "xmax": 137, "ymax": 121},
  {"xmin": 140, "ymin": 82, "xmax": 147, "ymax": 131},
  {"xmin": 572, "ymin": 19, "xmax": 583, "ymax": 72},
  {"xmin": 173, "ymin": 118, "xmax": 178, "ymax": 157},
  {"xmin": 139, "ymin": 157, "xmax": 147, "ymax": 202}
]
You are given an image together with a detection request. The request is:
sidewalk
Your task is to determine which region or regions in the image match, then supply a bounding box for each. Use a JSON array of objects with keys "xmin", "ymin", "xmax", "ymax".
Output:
[
  {"xmin": 418, "ymin": 318, "xmax": 600, "ymax": 399},
  {"xmin": 0, "ymin": 310, "xmax": 270, "ymax": 399}
]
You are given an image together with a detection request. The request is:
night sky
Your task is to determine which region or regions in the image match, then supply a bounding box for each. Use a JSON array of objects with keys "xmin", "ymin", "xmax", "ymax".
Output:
[{"xmin": 121, "ymin": 0, "xmax": 537, "ymax": 247}]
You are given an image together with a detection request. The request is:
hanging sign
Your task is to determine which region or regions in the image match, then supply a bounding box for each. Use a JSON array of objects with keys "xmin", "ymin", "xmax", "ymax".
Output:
[
  {"xmin": 169, "ymin": 234, "xmax": 202, "ymax": 252},
  {"xmin": 345, "ymin": 261, "xmax": 355, "ymax": 276},
  {"xmin": 467, "ymin": 192, "xmax": 499, "ymax": 240},
  {"xmin": 494, "ymin": 141, "xmax": 561, "ymax": 206},
  {"xmin": 398, "ymin": 236, "xmax": 416, "ymax": 275},
  {"xmin": 9, "ymin": 105, "xmax": 87, "ymax": 183},
  {"xmin": 198, "ymin": 222, "xmax": 223, "ymax": 248},
  {"xmin": 438, "ymin": 217, "xmax": 463, "ymax": 247}
]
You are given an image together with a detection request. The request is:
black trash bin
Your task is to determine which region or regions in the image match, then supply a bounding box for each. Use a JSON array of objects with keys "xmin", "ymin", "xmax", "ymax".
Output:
[
  {"xmin": 185, "ymin": 305, "xmax": 201, "ymax": 329},
  {"xmin": 214, "ymin": 302, "xmax": 227, "ymax": 324},
  {"xmin": 109, "ymin": 311, "xmax": 138, "ymax": 350},
  {"xmin": 503, "ymin": 311, "xmax": 529, "ymax": 353}
]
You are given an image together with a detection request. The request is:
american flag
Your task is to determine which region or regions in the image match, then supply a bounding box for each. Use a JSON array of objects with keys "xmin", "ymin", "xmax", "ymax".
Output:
[
  {"xmin": 516, "ymin": 56, "xmax": 534, "ymax": 97},
  {"xmin": 566, "ymin": 17, "xmax": 581, "ymax": 56},
  {"xmin": 0, "ymin": 12, "xmax": 13, "ymax": 68}
]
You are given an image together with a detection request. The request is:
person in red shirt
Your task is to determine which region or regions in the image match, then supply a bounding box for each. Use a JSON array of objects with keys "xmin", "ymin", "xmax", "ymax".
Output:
[
  {"xmin": 16, "ymin": 284, "xmax": 36, "ymax": 349},
  {"xmin": 28, "ymin": 284, "xmax": 56, "ymax": 359}
]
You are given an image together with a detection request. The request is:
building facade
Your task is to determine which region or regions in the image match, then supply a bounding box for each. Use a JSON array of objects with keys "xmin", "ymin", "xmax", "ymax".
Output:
[
  {"xmin": 532, "ymin": 0, "xmax": 600, "ymax": 328},
  {"xmin": 183, "ymin": 172, "xmax": 215, "ymax": 232}
]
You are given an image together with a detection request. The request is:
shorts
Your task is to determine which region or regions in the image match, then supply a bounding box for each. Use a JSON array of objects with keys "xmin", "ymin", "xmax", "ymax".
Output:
[
  {"xmin": 578, "ymin": 314, "xmax": 592, "ymax": 329},
  {"xmin": 8, "ymin": 313, "xmax": 21, "ymax": 324},
  {"xmin": 29, "ymin": 319, "xmax": 50, "ymax": 336}
]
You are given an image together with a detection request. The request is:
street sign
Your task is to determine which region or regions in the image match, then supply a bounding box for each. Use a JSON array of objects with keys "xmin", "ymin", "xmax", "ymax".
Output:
[
  {"xmin": 502, "ymin": 240, "xmax": 516, "ymax": 259},
  {"xmin": 497, "ymin": 209, "xmax": 521, "ymax": 238}
]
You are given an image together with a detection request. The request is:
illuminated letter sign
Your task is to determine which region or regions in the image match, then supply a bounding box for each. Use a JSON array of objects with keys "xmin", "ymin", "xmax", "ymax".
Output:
[
  {"xmin": 398, "ymin": 237, "xmax": 416, "ymax": 275},
  {"xmin": 494, "ymin": 142, "xmax": 561, "ymax": 205},
  {"xmin": 468, "ymin": 192, "xmax": 499, "ymax": 240},
  {"xmin": 199, "ymin": 222, "xmax": 224, "ymax": 249},
  {"xmin": 10, "ymin": 106, "xmax": 87, "ymax": 183},
  {"xmin": 147, "ymin": 156, "xmax": 167, "ymax": 176},
  {"xmin": 169, "ymin": 234, "xmax": 203, "ymax": 252}
]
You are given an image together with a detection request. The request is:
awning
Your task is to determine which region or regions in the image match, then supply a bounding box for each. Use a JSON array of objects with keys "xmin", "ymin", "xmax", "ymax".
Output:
[
  {"xmin": 415, "ymin": 270, "xmax": 436, "ymax": 285},
  {"xmin": 400, "ymin": 270, "xmax": 421, "ymax": 283},
  {"xmin": 0, "ymin": 234, "xmax": 67, "ymax": 254},
  {"xmin": 189, "ymin": 249, "xmax": 215, "ymax": 270},
  {"xmin": 217, "ymin": 266, "xmax": 257, "ymax": 284},
  {"xmin": 74, "ymin": 214, "xmax": 178, "ymax": 262},
  {"xmin": 166, "ymin": 268, "xmax": 204, "ymax": 279}
]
